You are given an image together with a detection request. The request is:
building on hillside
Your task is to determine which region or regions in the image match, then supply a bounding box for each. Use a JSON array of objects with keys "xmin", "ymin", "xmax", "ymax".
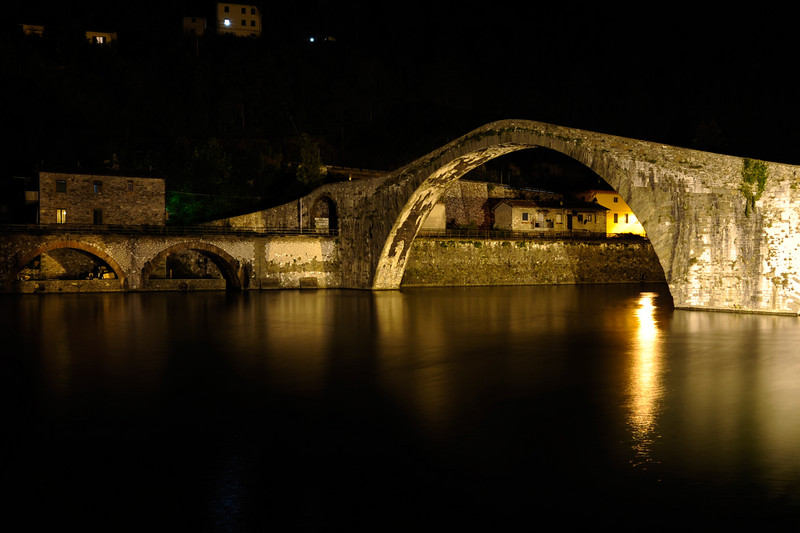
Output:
[
  {"xmin": 38, "ymin": 172, "xmax": 165, "ymax": 226},
  {"xmin": 183, "ymin": 16, "xmax": 207, "ymax": 36},
  {"xmin": 19, "ymin": 24, "xmax": 45, "ymax": 36},
  {"xmin": 85, "ymin": 30, "xmax": 117, "ymax": 45},
  {"xmin": 492, "ymin": 199, "xmax": 608, "ymax": 234},
  {"xmin": 216, "ymin": 2, "xmax": 261, "ymax": 37},
  {"xmin": 575, "ymin": 189, "xmax": 646, "ymax": 236}
]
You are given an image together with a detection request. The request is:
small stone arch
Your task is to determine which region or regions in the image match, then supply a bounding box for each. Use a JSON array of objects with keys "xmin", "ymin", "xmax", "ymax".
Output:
[
  {"xmin": 8, "ymin": 239, "xmax": 128, "ymax": 290},
  {"xmin": 141, "ymin": 242, "xmax": 245, "ymax": 290},
  {"xmin": 310, "ymin": 195, "xmax": 338, "ymax": 233}
]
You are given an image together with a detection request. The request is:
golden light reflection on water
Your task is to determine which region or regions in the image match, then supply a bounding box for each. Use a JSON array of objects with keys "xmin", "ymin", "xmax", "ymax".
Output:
[{"xmin": 627, "ymin": 291, "xmax": 664, "ymax": 467}]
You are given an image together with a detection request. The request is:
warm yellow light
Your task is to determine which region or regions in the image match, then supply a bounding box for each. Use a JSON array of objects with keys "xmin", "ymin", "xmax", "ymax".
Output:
[{"xmin": 627, "ymin": 292, "xmax": 664, "ymax": 467}]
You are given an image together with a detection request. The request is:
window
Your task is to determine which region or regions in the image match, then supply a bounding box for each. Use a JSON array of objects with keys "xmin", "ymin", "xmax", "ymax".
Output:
[
  {"xmin": 251, "ymin": 20, "xmax": 255, "ymax": 26},
  {"xmin": 625, "ymin": 214, "xmax": 629, "ymax": 223},
  {"xmin": 93, "ymin": 210, "xmax": 103, "ymax": 224},
  {"xmin": 241, "ymin": 19, "xmax": 246, "ymax": 26},
  {"xmin": 613, "ymin": 213, "xmax": 619, "ymax": 223},
  {"xmin": 555, "ymin": 214, "xmax": 563, "ymax": 224},
  {"xmin": 93, "ymin": 181, "xmax": 103, "ymax": 195},
  {"xmin": 56, "ymin": 180, "xmax": 67, "ymax": 193},
  {"xmin": 223, "ymin": 18, "xmax": 231, "ymax": 26},
  {"xmin": 251, "ymin": 8, "xmax": 256, "ymax": 14},
  {"xmin": 224, "ymin": 5, "xmax": 229, "ymax": 12},
  {"xmin": 127, "ymin": 180, "xmax": 133, "ymax": 192},
  {"xmin": 521, "ymin": 212, "xmax": 529, "ymax": 221},
  {"xmin": 56, "ymin": 209, "xmax": 67, "ymax": 224},
  {"xmin": 613, "ymin": 196, "xmax": 619, "ymax": 203},
  {"xmin": 241, "ymin": 7, "xmax": 246, "ymax": 13}
]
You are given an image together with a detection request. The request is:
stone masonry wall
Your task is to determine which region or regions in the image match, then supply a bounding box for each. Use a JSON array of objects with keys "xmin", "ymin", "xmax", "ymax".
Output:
[
  {"xmin": 39, "ymin": 172, "xmax": 165, "ymax": 225},
  {"xmin": 402, "ymin": 237, "xmax": 665, "ymax": 287}
]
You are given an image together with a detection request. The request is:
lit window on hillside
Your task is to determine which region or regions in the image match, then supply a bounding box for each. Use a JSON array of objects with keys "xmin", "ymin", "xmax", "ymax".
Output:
[
  {"xmin": 93, "ymin": 181, "xmax": 103, "ymax": 194},
  {"xmin": 224, "ymin": 18, "xmax": 231, "ymax": 26},
  {"xmin": 56, "ymin": 180, "xmax": 66, "ymax": 193},
  {"xmin": 56, "ymin": 209, "xmax": 67, "ymax": 224}
]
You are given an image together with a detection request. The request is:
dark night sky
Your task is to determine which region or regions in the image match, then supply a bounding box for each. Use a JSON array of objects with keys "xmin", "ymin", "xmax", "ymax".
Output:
[{"xmin": 5, "ymin": 2, "xmax": 799, "ymax": 168}]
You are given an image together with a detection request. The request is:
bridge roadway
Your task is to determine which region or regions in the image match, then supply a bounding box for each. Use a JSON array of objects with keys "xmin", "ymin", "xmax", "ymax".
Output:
[{"xmin": 4, "ymin": 119, "xmax": 800, "ymax": 314}]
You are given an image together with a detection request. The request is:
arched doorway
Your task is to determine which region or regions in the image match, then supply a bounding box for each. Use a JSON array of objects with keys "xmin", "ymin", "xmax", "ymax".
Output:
[{"xmin": 311, "ymin": 195, "xmax": 338, "ymax": 234}]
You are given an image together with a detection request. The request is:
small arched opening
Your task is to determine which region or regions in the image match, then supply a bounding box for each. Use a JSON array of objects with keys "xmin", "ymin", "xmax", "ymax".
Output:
[
  {"xmin": 142, "ymin": 242, "xmax": 244, "ymax": 291},
  {"xmin": 9, "ymin": 241, "xmax": 127, "ymax": 291},
  {"xmin": 311, "ymin": 195, "xmax": 338, "ymax": 234}
]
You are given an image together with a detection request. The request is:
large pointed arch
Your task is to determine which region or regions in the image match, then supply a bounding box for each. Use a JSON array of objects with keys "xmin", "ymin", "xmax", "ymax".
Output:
[{"xmin": 368, "ymin": 122, "xmax": 666, "ymax": 290}]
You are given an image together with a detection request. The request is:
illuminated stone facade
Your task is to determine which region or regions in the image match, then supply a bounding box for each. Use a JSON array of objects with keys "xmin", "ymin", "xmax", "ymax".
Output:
[
  {"xmin": 493, "ymin": 199, "xmax": 607, "ymax": 234},
  {"xmin": 576, "ymin": 189, "xmax": 646, "ymax": 236},
  {"xmin": 38, "ymin": 172, "xmax": 165, "ymax": 226},
  {"xmin": 216, "ymin": 2, "xmax": 261, "ymax": 37}
]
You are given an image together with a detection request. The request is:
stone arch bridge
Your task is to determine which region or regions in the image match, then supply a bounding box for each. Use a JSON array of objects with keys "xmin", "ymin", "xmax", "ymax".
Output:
[{"xmin": 4, "ymin": 119, "xmax": 800, "ymax": 314}]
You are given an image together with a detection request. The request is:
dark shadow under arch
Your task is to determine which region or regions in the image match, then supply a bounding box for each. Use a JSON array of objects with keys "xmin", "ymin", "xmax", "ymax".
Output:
[
  {"xmin": 7, "ymin": 240, "xmax": 128, "ymax": 290},
  {"xmin": 311, "ymin": 195, "xmax": 338, "ymax": 233},
  {"xmin": 141, "ymin": 242, "xmax": 245, "ymax": 290}
]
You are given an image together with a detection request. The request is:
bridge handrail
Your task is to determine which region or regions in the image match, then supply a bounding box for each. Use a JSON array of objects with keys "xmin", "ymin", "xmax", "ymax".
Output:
[
  {"xmin": 416, "ymin": 228, "xmax": 649, "ymax": 242},
  {"xmin": 0, "ymin": 223, "xmax": 339, "ymax": 237}
]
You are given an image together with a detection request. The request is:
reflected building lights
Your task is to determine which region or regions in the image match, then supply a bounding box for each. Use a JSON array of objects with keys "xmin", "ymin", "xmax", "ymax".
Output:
[{"xmin": 627, "ymin": 292, "xmax": 664, "ymax": 467}]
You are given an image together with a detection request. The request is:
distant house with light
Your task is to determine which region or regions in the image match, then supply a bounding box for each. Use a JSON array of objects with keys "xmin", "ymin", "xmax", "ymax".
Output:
[
  {"xmin": 19, "ymin": 24, "xmax": 45, "ymax": 37},
  {"xmin": 183, "ymin": 16, "xmax": 207, "ymax": 36},
  {"xmin": 38, "ymin": 172, "xmax": 165, "ymax": 226},
  {"xmin": 216, "ymin": 2, "xmax": 261, "ymax": 37},
  {"xmin": 493, "ymin": 199, "xmax": 607, "ymax": 234},
  {"xmin": 575, "ymin": 189, "xmax": 646, "ymax": 236},
  {"xmin": 85, "ymin": 30, "xmax": 117, "ymax": 45}
]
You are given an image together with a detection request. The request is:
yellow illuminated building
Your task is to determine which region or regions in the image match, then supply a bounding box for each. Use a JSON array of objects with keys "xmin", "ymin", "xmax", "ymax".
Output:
[
  {"xmin": 216, "ymin": 2, "xmax": 262, "ymax": 37},
  {"xmin": 85, "ymin": 30, "xmax": 117, "ymax": 45},
  {"xmin": 577, "ymin": 189, "xmax": 646, "ymax": 236},
  {"xmin": 19, "ymin": 24, "xmax": 45, "ymax": 37}
]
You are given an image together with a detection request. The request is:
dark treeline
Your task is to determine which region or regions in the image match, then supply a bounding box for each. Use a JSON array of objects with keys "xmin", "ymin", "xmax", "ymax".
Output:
[{"xmin": 3, "ymin": 2, "xmax": 798, "ymax": 222}]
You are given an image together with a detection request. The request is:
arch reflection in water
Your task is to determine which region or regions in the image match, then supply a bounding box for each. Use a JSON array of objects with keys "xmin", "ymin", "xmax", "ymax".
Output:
[{"xmin": 626, "ymin": 291, "xmax": 665, "ymax": 467}]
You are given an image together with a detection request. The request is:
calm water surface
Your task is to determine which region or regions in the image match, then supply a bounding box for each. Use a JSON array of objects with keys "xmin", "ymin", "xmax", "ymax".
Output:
[{"xmin": 3, "ymin": 285, "xmax": 800, "ymax": 530}]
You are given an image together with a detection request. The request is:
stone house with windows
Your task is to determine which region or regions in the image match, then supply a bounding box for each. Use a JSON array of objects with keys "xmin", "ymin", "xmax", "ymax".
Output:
[
  {"xmin": 38, "ymin": 171, "xmax": 165, "ymax": 226},
  {"xmin": 492, "ymin": 199, "xmax": 608, "ymax": 234},
  {"xmin": 574, "ymin": 189, "xmax": 646, "ymax": 236}
]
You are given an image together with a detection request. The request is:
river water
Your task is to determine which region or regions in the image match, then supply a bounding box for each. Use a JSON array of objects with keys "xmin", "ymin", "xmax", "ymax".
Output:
[{"xmin": 3, "ymin": 284, "xmax": 800, "ymax": 530}]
